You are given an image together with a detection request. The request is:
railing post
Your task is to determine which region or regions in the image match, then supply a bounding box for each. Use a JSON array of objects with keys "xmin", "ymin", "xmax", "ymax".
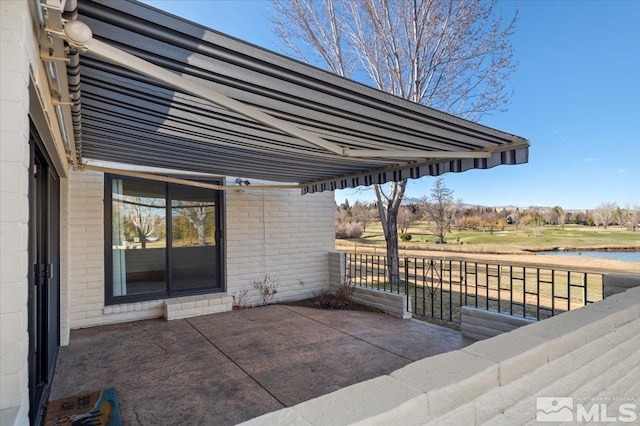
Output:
[{"xmin": 404, "ymin": 257, "xmax": 409, "ymax": 295}]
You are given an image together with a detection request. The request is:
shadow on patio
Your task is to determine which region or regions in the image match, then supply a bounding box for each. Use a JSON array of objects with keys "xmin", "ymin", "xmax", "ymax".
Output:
[{"xmin": 50, "ymin": 305, "xmax": 474, "ymax": 425}]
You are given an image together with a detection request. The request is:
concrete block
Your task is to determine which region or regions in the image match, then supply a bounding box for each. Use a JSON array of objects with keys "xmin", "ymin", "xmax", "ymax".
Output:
[
  {"xmin": 586, "ymin": 289, "xmax": 640, "ymax": 328},
  {"xmin": 348, "ymin": 394, "xmax": 430, "ymax": 426},
  {"xmin": 201, "ymin": 305, "xmax": 226, "ymax": 315},
  {"xmin": 461, "ymin": 331, "xmax": 548, "ymax": 386},
  {"xmin": 0, "ymin": 343, "xmax": 21, "ymax": 376},
  {"xmin": 391, "ymin": 350, "xmax": 498, "ymax": 417},
  {"xmin": 0, "ymin": 312, "xmax": 22, "ymax": 345},
  {"xmin": 473, "ymin": 377, "xmax": 531, "ymax": 424},
  {"xmin": 239, "ymin": 407, "xmax": 312, "ymax": 426},
  {"xmin": 0, "ymin": 373, "xmax": 21, "ymax": 408},
  {"xmin": 522, "ymin": 348, "xmax": 574, "ymax": 393},
  {"xmin": 295, "ymin": 375, "xmax": 422, "ymax": 425},
  {"xmin": 0, "ymin": 257, "xmax": 28, "ymax": 286},
  {"xmin": 180, "ymin": 300, "xmax": 196, "ymax": 310},
  {"xmin": 0, "ymin": 281, "xmax": 22, "ymax": 314},
  {"xmin": 425, "ymin": 402, "xmax": 476, "ymax": 426},
  {"xmin": 603, "ymin": 274, "xmax": 640, "ymax": 297},
  {"xmin": 514, "ymin": 307, "xmax": 613, "ymax": 361}
]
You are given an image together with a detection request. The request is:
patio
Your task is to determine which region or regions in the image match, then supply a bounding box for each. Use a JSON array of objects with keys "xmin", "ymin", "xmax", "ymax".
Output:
[{"xmin": 49, "ymin": 305, "xmax": 473, "ymax": 425}]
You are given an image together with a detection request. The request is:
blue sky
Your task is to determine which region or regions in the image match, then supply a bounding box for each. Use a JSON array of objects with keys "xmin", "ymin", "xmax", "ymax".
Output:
[{"xmin": 142, "ymin": 0, "xmax": 639, "ymax": 210}]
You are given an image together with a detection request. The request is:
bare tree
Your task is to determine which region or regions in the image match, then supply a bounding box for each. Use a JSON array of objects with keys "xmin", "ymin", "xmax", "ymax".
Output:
[
  {"xmin": 593, "ymin": 202, "xmax": 618, "ymax": 229},
  {"xmin": 421, "ymin": 178, "xmax": 456, "ymax": 243},
  {"xmin": 374, "ymin": 183, "xmax": 406, "ymax": 283},
  {"xmin": 128, "ymin": 198, "xmax": 158, "ymax": 249},
  {"xmin": 174, "ymin": 201, "xmax": 214, "ymax": 246},
  {"xmin": 350, "ymin": 201, "xmax": 378, "ymax": 232},
  {"xmin": 626, "ymin": 204, "xmax": 640, "ymax": 232},
  {"xmin": 550, "ymin": 206, "xmax": 566, "ymax": 229},
  {"xmin": 397, "ymin": 205, "xmax": 419, "ymax": 234},
  {"xmin": 270, "ymin": 0, "xmax": 518, "ymax": 282},
  {"xmin": 512, "ymin": 207, "xmax": 522, "ymax": 229}
]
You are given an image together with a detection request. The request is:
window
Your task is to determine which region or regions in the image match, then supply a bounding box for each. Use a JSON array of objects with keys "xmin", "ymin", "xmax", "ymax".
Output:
[{"xmin": 105, "ymin": 175, "xmax": 223, "ymax": 304}]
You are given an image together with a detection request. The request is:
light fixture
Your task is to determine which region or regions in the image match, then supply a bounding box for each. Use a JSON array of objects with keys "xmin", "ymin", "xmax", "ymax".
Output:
[{"xmin": 235, "ymin": 178, "xmax": 251, "ymax": 186}]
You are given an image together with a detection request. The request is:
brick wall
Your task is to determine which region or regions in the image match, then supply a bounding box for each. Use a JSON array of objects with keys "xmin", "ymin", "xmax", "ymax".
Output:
[
  {"xmin": 224, "ymin": 178, "xmax": 335, "ymax": 306},
  {"xmin": 1, "ymin": 1, "xmax": 33, "ymax": 423},
  {"xmin": 67, "ymin": 170, "xmax": 105, "ymax": 328},
  {"xmin": 460, "ymin": 306, "xmax": 536, "ymax": 341},
  {"xmin": 243, "ymin": 286, "xmax": 640, "ymax": 425},
  {"xmin": 65, "ymin": 173, "xmax": 336, "ymax": 324},
  {"xmin": 59, "ymin": 178, "xmax": 70, "ymax": 345}
]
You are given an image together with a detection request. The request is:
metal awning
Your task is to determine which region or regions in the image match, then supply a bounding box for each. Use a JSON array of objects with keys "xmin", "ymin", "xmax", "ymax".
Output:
[{"xmin": 60, "ymin": 0, "xmax": 528, "ymax": 194}]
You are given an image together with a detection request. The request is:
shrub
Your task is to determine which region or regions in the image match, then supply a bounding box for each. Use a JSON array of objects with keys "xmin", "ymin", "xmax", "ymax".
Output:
[
  {"xmin": 335, "ymin": 221, "xmax": 363, "ymax": 239},
  {"xmin": 232, "ymin": 288, "xmax": 249, "ymax": 309},
  {"xmin": 400, "ymin": 233, "xmax": 412, "ymax": 241},
  {"xmin": 335, "ymin": 278, "xmax": 355, "ymax": 302},
  {"xmin": 253, "ymin": 274, "xmax": 279, "ymax": 305},
  {"xmin": 312, "ymin": 279, "xmax": 356, "ymax": 310}
]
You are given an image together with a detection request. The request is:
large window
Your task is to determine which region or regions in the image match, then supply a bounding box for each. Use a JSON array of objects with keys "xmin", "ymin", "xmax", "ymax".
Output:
[{"xmin": 106, "ymin": 175, "xmax": 223, "ymax": 304}]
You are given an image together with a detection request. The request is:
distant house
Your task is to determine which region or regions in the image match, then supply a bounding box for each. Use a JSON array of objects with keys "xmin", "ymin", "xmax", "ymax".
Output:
[{"xmin": 0, "ymin": 1, "xmax": 529, "ymax": 424}]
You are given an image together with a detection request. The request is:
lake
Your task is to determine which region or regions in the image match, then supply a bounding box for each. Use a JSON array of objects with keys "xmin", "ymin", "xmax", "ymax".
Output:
[{"xmin": 535, "ymin": 250, "xmax": 640, "ymax": 262}]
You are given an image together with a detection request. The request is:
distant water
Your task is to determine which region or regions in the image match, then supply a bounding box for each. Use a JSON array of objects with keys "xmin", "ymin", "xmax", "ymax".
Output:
[{"xmin": 535, "ymin": 250, "xmax": 640, "ymax": 262}]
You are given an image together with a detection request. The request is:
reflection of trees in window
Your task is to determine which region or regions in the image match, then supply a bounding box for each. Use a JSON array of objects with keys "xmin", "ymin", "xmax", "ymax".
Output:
[
  {"xmin": 115, "ymin": 195, "xmax": 164, "ymax": 248},
  {"xmin": 173, "ymin": 201, "xmax": 215, "ymax": 246}
]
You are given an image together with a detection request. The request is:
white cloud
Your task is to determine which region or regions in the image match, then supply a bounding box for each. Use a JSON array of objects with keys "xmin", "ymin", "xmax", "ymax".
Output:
[
  {"xmin": 618, "ymin": 168, "xmax": 628, "ymax": 173},
  {"xmin": 585, "ymin": 157, "xmax": 596, "ymax": 162}
]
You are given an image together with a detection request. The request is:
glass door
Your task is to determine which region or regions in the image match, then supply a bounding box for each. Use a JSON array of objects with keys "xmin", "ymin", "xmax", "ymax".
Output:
[
  {"xmin": 111, "ymin": 179, "xmax": 167, "ymax": 298},
  {"xmin": 170, "ymin": 184, "xmax": 221, "ymax": 292},
  {"xmin": 28, "ymin": 132, "xmax": 60, "ymax": 424},
  {"xmin": 106, "ymin": 176, "xmax": 223, "ymax": 305}
]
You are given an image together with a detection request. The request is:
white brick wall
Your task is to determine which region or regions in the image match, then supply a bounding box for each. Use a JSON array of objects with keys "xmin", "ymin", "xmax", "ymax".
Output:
[
  {"xmin": 242, "ymin": 286, "xmax": 640, "ymax": 425},
  {"xmin": 460, "ymin": 306, "xmax": 536, "ymax": 341},
  {"xmin": 65, "ymin": 173, "xmax": 336, "ymax": 324},
  {"xmin": 68, "ymin": 170, "xmax": 105, "ymax": 328},
  {"xmin": 1, "ymin": 2, "xmax": 31, "ymax": 425},
  {"xmin": 225, "ymin": 178, "xmax": 335, "ymax": 307},
  {"xmin": 59, "ymin": 178, "xmax": 71, "ymax": 345}
]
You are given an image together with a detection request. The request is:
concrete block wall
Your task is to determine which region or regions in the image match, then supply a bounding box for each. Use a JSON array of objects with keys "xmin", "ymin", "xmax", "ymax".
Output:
[
  {"xmin": 460, "ymin": 306, "xmax": 536, "ymax": 341},
  {"xmin": 349, "ymin": 287, "xmax": 411, "ymax": 319},
  {"xmin": 604, "ymin": 273, "xmax": 640, "ymax": 297},
  {"xmin": 59, "ymin": 177, "xmax": 71, "ymax": 345},
  {"xmin": 164, "ymin": 293, "xmax": 233, "ymax": 320},
  {"xmin": 328, "ymin": 251, "xmax": 345, "ymax": 288},
  {"xmin": 67, "ymin": 170, "xmax": 105, "ymax": 329},
  {"xmin": 225, "ymin": 178, "xmax": 335, "ymax": 307},
  {"xmin": 242, "ymin": 285, "xmax": 640, "ymax": 425},
  {"xmin": 328, "ymin": 252, "xmax": 411, "ymax": 319},
  {"xmin": 1, "ymin": 1, "xmax": 33, "ymax": 424}
]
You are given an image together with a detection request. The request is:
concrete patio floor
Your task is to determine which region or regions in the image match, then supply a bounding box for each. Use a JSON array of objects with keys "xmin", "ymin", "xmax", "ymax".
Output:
[{"xmin": 49, "ymin": 305, "xmax": 474, "ymax": 425}]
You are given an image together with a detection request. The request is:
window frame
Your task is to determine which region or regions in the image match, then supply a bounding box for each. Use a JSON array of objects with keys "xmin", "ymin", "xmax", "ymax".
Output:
[{"xmin": 104, "ymin": 173, "xmax": 225, "ymax": 306}]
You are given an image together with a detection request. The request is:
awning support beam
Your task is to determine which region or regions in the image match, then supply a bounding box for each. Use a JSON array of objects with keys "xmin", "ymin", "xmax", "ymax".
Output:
[
  {"xmin": 59, "ymin": 21, "xmax": 346, "ymax": 156},
  {"xmin": 80, "ymin": 164, "xmax": 303, "ymax": 191}
]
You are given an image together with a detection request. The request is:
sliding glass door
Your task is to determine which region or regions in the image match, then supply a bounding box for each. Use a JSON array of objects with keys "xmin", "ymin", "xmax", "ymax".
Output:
[
  {"xmin": 171, "ymin": 184, "xmax": 219, "ymax": 292},
  {"xmin": 106, "ymin": 175, "xmax": 223, "ymax": 304},
  {"xmin": 111, "ymin": 179, "xmax": 166, "ymax": 297}
]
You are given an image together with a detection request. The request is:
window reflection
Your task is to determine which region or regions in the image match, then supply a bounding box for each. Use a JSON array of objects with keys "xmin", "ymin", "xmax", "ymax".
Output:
[
  {"xmin": 171, "ymin": 185, "xmax": 219, "ymax": 291},
  {"xmin": 108, "ymin": 176, "xmax": 222, "ymax": 303},
  {"xmin": 112, "ymin": 179, "xmax": 166, "ymax": 296}
]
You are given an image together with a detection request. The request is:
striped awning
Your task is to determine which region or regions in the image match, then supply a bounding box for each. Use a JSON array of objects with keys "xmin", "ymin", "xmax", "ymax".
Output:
[{"xmin": 67, "ymin": 0, "xmax": 528, "ymax": 194}]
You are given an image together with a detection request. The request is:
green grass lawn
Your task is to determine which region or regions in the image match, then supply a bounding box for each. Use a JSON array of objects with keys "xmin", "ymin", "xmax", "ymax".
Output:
[{"xmin": 343, "ymin": 223, "xmax": 640, "ymax": 254}]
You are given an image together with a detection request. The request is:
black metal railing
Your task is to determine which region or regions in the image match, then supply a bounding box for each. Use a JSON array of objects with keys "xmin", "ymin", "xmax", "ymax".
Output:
[{"xmin": 345, "ymin": 253, "xmax": 604, "ymax": 324}]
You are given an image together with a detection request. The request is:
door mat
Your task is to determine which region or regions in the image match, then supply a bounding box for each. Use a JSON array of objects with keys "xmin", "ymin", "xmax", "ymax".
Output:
[{"xmin": 44, "ymin": 387, "xmax": 122, "ymax": 426}]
